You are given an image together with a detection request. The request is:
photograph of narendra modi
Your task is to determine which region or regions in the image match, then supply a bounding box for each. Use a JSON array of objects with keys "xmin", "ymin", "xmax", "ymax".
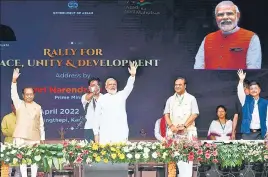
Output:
[{"xmin": 194, "ymin": 1, "xmax": 262, "ymax": 70}]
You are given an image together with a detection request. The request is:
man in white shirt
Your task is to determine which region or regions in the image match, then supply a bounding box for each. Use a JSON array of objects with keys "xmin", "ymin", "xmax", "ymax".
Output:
[
  {"xmin": 94, "ymin": 61, "xmax": 138, "ymax": 144},
  {"xmin": 237, "ymin": 69, "xmax": 268, "ymax": 140},
  {"xmin": 164, "ymin": 77, "xmax": 199, "ymax": 139},
  {"xmin": 81, "ymin": 77, "xmax": 102, "ymax": 142},
  {"xmin": 164, "ymin": 77, "xmax": 199, "ymax": 177}
]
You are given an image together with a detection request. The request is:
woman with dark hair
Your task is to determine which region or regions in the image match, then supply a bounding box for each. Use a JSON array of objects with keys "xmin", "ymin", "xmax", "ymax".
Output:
[{"xmin": 207, "ymin": 105, "xmax": 233, "ymax": 140}]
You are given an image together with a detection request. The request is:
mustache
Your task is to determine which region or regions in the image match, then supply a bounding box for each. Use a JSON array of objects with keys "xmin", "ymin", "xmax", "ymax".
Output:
[{"xmin": 220, "ymin": 20, "xmax": 232, "ymax": 25}]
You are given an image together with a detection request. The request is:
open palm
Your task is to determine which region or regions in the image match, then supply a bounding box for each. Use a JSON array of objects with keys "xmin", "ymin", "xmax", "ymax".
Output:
[
  {"xmin": 237, "ymin": 69, "xmax": 246, "ymax": 80},
  {"xmin": 12, "ymin": 68, "xmax": 21, "ymax": 80},
  {"xmin": 128, "ymin": 61, "xmax": 138, "ymax": 76}
]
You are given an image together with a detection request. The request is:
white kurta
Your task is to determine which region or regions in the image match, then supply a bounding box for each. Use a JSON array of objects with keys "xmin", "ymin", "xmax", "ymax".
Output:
[
  {"xmin": 93, "ymin": 76, "xmax": 135, "ymax": 144},
  {"xmin": 164, "ymin": 91, "xmax": 199, "ymax": 140},
  {"xmin": 164, "ymin": 92, "xmax": 199, "ymax": 177}
]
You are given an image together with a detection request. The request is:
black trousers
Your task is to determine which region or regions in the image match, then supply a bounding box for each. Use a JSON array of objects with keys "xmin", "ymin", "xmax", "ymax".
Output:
[
  {"xmin": 242, "ymin": 132, "xmax": 262, "ymax": 140},
  {"xmin": 84, "ymin": 129, "xmax": 95, "ymax": 142},
  {"xmin": 235, "ymin": 133, "xmax": 242, "ymax": 140}
]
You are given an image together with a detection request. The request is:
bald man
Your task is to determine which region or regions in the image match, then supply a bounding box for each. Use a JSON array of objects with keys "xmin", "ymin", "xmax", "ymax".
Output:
[
  {"xmin": 93, "ymin": 61, "xmax": 138, "ymax": 144},
  {"xmin": 194, "ymin": 1, "xmax": 262, "ymax": 70}
]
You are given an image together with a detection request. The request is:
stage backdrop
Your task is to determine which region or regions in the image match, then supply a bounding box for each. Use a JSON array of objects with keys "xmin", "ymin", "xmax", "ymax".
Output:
[{"xmin": 1, "ymin": 0, "xmax": 268, "ymax": 140}]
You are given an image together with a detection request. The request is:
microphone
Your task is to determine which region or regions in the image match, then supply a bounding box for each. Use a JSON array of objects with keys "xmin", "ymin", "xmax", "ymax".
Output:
[{"xmin": 77, "ymin": 117, "xmax": 87, "ymax": 129}]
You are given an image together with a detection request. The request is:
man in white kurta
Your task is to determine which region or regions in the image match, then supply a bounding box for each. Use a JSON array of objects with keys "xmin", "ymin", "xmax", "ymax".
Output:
[
  {"xmin": 93, "ymin": 61, "xmax": 138, "ymax": 144},
  {"xmin": 164, "ymin": 77, "xmax": 199, "ymax": 177}
]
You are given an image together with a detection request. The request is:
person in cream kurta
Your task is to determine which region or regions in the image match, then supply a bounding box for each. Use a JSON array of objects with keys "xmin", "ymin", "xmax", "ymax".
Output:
[
  {"xmin": 11, "ymin": 68, "xmax": 45, "ymax": 177},
  {"xmin": 93, "ymin": 61, "xmax": 138, "ymax": 144},
  {"xmin": 164, "ymin": 77, "xmax": 199, "ymax": 177}
]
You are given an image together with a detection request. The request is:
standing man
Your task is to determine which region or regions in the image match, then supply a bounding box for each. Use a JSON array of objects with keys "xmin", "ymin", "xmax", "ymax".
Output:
[
  {"xmin": 194, "ymin": 1, "xmax": 262, "ymax": 69},
  {"xmin": 1, "ymin": 102, "xmax": 17, "ymax": 144},
  {"xmin": 11, "ymin": 68, "xmax": 45, "ymax": 177},
  {"xmin": 81, "ymin": 77, "xmax": 102, "ymax": 142},
  {"xmin": 237, "ymin": 69, "xmax": 268, "ymax": 140},
  {"xmin": 1, "ymin": 102, "xmax": 21, "ymax": 177},
  {"xmin": 93, "ymin": 61, "xmax": 138, "ymax": 144},
  {"xmin": 164, "ymin": 77, "xmax": 199, "ymax": 177},
  {"xmin": 231, "ymin": 80, "xmax": 250, "ymax": 140}
]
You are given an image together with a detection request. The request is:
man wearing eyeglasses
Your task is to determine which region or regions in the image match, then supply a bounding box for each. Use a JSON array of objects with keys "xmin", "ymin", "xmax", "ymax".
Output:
[
  {"xmin": 11, "ymin": 68, "xmax": 45, "ymax": 177},
  {"xmin": 194, "ymin": 1, "xmax": 262, "ymax": 70}
]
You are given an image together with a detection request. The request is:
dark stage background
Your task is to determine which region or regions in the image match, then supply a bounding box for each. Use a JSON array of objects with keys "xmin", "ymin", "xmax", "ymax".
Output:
[{"xmin": 1, "ymin": 0, "xmax": 268, "ymax": 140}]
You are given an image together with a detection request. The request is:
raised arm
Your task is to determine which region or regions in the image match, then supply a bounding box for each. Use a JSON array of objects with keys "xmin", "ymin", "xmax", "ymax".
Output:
[
  {"xmin": 81, "ymin": 93, "xmax": 93, "ymax": 108},
  {"xmin": 237, "ymin": 69, "xmax": 246, "ymax": 106},
  {"xmin": 81, "ymin": 85, "xmax": 99, "ymax": 107},
  {"xmin": 121, "ymin": 61, "xmax": 138, "ymax": 98},
  {"xmin": 121, "ymin": 76, "xmax": 135, "ymax": 98},
  {"xmin": 11, "ymin": 68, "xmax": 22, "ymax": 109}
]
